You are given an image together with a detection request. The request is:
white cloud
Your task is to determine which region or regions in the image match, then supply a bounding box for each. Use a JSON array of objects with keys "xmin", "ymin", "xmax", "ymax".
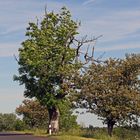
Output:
[
  {"xmin": 83, "ymin": 0, "xmax": 96, "ymax": 6},
  {"xmin": 0, "ymin": 43, "xmax": 20, "ymax": 57}
]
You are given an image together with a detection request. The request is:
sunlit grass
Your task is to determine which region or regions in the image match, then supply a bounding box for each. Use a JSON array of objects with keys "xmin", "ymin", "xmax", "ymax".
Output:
[
  {"xmin": 13, "ymin": 127, "xmax": 140, "ymax": 140},
  {"xmin": 52, "ymin": 135, "xmax": 96, "ymax": 140}
]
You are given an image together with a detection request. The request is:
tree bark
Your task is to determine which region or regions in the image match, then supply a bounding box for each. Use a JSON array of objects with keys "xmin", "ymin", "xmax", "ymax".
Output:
[
  {"xmin": 107, "ymin": 120, "xmax": 115, "ymax": 137},
  {"xmin": 48, "ymin": 106, "xmax": 60, "ymax": 134}
]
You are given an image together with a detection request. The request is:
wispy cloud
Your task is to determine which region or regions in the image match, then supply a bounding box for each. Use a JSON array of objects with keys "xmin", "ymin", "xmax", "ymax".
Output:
[
  {"xmin": 0, "ymin": 0, "xmax": 140, "ymax": 57},
  {"xmin": 79, "ymin": 9, "xmax": 140, "ymax": 43},
  {"xmin": 83, "ymin": 0, "xmax": 96, "ymax": 6},
  {"xmin": 95, "ymin": 43, "xmax": 140, "ymax": 52},
  {"xmin": 0, "ymin": 26, "xmax": 25, "ymax": 36}
]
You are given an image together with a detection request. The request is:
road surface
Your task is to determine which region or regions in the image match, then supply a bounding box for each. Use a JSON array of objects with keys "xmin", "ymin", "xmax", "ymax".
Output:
[{"xmin": 0, "ymin": 132, "xmax": 55, "ymax": 140}]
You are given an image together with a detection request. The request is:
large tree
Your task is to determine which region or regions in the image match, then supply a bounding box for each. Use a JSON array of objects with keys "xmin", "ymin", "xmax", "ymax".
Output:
[
  {"xmin": 78, "ymin": 54, "xmax": 140, "ymax": 136},
  {"xmin": 14, "ymin": 7, "xmax": 96, "ymax": 133}
]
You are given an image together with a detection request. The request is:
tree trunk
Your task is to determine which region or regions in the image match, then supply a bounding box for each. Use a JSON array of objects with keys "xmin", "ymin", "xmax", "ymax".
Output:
[
  {"xmin": 107, "ymin": 120, "xmax": 115, "ymax": 137},
  {"xmin": 48, "ymin": 106, "xmax": 60, "ymax": 134}
]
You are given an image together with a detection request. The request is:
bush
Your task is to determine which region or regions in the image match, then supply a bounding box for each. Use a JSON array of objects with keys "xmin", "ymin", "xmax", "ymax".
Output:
[
  {"xmin": 0, "ymin": 113, "xmax": 25, "ymax": 131},
  {"xmin": 14, "ymin": 119, "xmax": 26, "ymax": 131},
  {"xmin": 0, "ymin": 113, "xmax": 16, "ymax": 131}
]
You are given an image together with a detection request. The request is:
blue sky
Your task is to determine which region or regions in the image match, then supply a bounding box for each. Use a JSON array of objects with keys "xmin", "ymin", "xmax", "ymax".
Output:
[{"xmin": 0, "ymin": 0, "xmax": 140, "ymax": 127}]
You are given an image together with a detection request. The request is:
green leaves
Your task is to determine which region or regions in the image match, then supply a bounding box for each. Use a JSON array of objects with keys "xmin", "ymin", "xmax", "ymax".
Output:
[{"xmin": 15, "ymin": 7, "xmax": 81, "ymax": 108}]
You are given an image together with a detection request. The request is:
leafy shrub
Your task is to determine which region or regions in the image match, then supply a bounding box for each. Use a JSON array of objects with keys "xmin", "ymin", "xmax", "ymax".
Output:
[{"xmin": 0, "ymin": 113, "xmax": 25, "ymax": 131}]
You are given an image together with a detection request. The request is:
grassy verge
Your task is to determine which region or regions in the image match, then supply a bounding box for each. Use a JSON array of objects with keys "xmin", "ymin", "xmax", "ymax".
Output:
[
  {"xmin": 52, "ymin": 135, "xmax": 96, "ymax": 140},
  {"xmin": 12, "ymin": 127, "xmax": 140, "ymax": 140}
]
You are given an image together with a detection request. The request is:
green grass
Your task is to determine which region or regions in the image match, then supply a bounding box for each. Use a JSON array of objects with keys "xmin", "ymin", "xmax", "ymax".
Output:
[
  {"xmin": 12, "ymin": 127, "xmax": 140, "ymax": 140},
  {"xmin": 78, "ymin": 127, "xmax": 140, "ymax": 140},
  {"xmin": 52, "ymin": 135, "xmax": 96, "ymax": 140},
  {"xmin": 52, "ymin": 127, "xmax": 140, "ymax": 140}
]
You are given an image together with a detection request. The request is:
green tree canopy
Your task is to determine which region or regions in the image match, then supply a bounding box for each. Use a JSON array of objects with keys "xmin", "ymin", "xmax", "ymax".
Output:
[
  {"xmin": 59, "ymin": 100, "xmax": 79, "ymax": 131},
  {"xmin": 15, "ymin": 7, "xmax": 80, "ymax": 105},
  {"xmin": 14, "ymin": 7, "xmax": 87, "ymax": 133}
]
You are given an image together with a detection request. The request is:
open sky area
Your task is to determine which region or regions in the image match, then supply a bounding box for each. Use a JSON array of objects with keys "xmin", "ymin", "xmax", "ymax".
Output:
[{"xmin": 0, "ymin": 0, "xmax": 140, "ymax": 127}]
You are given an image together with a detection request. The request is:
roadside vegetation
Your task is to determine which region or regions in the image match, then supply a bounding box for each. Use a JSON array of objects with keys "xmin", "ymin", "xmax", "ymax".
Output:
[{"xmin": 0, "ymin": 112, "xmax": 140, "ymax": 140}]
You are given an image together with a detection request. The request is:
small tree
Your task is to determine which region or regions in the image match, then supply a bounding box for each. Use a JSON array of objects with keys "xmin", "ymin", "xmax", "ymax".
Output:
[
  {"xmin": 16, "ymin": 99, "xmax": 49, "ymax": 129},
  {"xmin": 78, "ymin": 54, "xmax": 140, "ymax": 136}
]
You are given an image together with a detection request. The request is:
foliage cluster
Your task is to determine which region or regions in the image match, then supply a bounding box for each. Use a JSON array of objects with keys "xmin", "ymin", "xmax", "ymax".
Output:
[
  {"xmin": 59, "ymin": 100, "xmax": 79, "ymax": 131},
  {"xmin": 16, "ymin": 99, "xmax": 49, "ymax": 129},
  {"xmin": 78, "ymin": 54, "xmax": 140, "ymax": 136},
  {"xmin": 0, "ymin": 113, "xmax": 25, "ymax": 131},
  {"xmin": 14, "ymin": 7, "xmax": 82, "ymax": 132},
  {"xmin": 16, "ymin": 99, "xmax": 79, "ymax": 131}
]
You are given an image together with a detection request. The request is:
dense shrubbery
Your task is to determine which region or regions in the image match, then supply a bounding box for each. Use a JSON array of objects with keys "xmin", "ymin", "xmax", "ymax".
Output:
[
  {"xmin": 59, "ymin": 101, "xmax": 79, "ymax": 131},
  {"xmin": 16, "ymin": 99, "xmax": 79, "ymax": 131},
  {"xmin": 16, "ymin": 99, "xmax": 49, "ymax": 129},
  {"xmin": 0, "ymin": 113, "xmax": 25, "ymax": 131}
]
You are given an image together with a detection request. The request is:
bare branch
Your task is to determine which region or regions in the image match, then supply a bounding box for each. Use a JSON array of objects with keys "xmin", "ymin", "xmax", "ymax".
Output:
[
  {"xmin": 97, "ymin": 52, "xmax": 106, "ymax": 61},
  {"xmin": 84, "ymin": 45, "xmax": 89, "ymax": 61},
  {"xmin": 36, "ymin": 16, "xmax": 39, "ymax": 26},
  {"xmin": 75, "ymin": 35, "xmax": 102, "ymax": 44},
  {"xmin": 91, "ymin": 46, "xmax": 94, "ymax": 59},
  {"xmin": 64, "ymin": 31, "xmax": 74, "ymax": 47},
  {"xmin": 81, "ymin": 35, "xmax": 88, "ymax": 42},
  {"xmin": 45, "ymin": 5, "xmax": 47, "ymax": 17},
  {"xmin": 44, "ymin": 5, "xmax": 48, "ymax": 29},
  {"xmin": 13, "ymin": 54, "xmax": 19, "ymax": 63},
  {"xmin": 73, "ymin": 34, "xmax": 103, "ymax": 64}
]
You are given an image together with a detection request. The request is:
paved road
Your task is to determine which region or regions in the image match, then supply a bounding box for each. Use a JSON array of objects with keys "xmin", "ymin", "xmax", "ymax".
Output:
[{"xmin": 0, "ymin": 132, "xmax": 55, "ymax": 140}]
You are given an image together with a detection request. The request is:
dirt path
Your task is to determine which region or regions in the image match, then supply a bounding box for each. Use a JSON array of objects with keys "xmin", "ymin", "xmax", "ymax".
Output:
[{"xmin": 0, "ymin": 132, "xmax": 55, "ymax": 140}]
